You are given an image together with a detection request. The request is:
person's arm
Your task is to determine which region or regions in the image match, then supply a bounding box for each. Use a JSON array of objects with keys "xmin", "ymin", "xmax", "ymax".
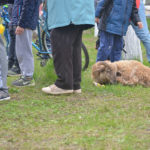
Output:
[
  {"xmin": 130, "ymin": 0, "xmax": 141, "ymax": 26},
  {"xmin": 18, "ymin": 0, "xmax": 33, "ymax": 29},
  {"xmin": 0, "ymin": 0, "xmax": 14, "ymax": 5},
  {"xmin": 18, "ymin": 0, "xmax": 41, "ymax": 29},
  {"xmin": 16, "ymin": 0, "xmax": 40, "ymax": 34},
  {"xmin": 95, "ymin": 0, "xmax": 111, "ymax": 23},
  {"xmin": 95, "ymin": 0, "xmax": 111, "ymax": 18}
]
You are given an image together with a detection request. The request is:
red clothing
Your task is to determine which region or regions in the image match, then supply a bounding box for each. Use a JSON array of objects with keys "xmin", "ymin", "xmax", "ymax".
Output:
[{"xmin": 136, "ymin": 0, "xmax": 140, "ymax": 9}]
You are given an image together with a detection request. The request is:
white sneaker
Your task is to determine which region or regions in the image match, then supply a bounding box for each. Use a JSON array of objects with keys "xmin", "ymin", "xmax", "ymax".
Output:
[
  {"xmin": 42, "ymin": 84, "xmax": 73, "ymax": 95},
  {"xmin": 73, "ymin": 89, "xmax": 82, "ymax": 94}
]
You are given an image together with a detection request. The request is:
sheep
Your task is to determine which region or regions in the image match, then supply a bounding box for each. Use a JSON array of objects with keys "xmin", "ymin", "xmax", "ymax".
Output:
[{"xmin": 92, "ymin": 60, "xmax": 150, "ymax": 87}]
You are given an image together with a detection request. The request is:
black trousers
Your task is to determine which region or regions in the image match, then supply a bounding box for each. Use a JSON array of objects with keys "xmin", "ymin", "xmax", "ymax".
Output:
[
  {"xmin": 51, "ymin": 25, "xmax": 83, "ymax": 90},
  {"xmin": 8, "ymin": 25, "xmax": 20, "ymax": 70}
]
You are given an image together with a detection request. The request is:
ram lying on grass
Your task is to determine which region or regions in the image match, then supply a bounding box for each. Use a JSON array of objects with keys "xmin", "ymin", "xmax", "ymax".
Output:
[{"xmin": 92, "ymin": 60, "xmax": 150, "ymax": 87}]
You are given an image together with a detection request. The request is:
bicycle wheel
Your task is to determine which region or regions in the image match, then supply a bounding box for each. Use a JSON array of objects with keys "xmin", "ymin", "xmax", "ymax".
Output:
[
  {"xmin": 82, "ymin": 42, "xmax": 89, "ymax": 71},
  {"xmin": 42, "ymin": 31, "xmax": 52, "ymax": 58}
]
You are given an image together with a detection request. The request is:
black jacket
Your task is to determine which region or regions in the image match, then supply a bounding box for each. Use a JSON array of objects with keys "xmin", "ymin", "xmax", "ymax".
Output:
[{"xmin": 0, "ymin": 0, "xmax": 41, "ymax": 30}]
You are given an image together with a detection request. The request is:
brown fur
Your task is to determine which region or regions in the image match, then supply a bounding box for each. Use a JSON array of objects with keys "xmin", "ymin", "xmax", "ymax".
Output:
[{"xmin": 92, "ymin": 60, "xmax": 150, "ymax": 87}]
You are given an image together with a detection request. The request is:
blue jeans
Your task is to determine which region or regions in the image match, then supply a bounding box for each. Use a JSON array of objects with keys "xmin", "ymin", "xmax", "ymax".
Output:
[
  {"xmin": 131, "ymin": 0, "xmax": 150, "ymax": 62},
  {"xmin": 96, "ymin": 31, "xmax": 123, "ymax": 62}
]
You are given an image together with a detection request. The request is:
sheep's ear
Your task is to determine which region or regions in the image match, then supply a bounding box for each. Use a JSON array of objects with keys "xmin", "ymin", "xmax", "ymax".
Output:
[
  {"xmin": 96, "ymin": 64, "xmax": 105, "ymax": 72},
  {"xmin": 97, "ymin": 61, "xmax": 112, "ymax": 72}
]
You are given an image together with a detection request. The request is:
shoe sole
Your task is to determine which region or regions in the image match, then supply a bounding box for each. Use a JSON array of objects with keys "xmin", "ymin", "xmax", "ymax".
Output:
[
  {"xmin": 73, "ymin": 90, "xmax": 82, "ymax": 94},
  {"xmin": 0, "ymin": 97, "xmax": 10, "ymax": 101},
  {"xmin": 12, "ymin": 82, "xmax": 35, "ymax": 87},
  {"xmin": 7, "ymin": 74, "xmax": 21, "ymax": 77},
  {"xmin": 42, "ymin": 89, "xmax": 73, "ymax": 95},
  {"xmin": 73, "ymin": 91, "xmax": 82, "ymax": 94}
]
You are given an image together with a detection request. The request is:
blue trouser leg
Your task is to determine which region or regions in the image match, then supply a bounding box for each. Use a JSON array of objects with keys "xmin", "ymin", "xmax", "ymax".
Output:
[
  {"xmin": 110, "ymin": 34, "xmax": 123, "ymax": 62},
  {"xmin": 131, "ymin": 0, "xmax": 150, "ymax": 62},
  {"xmin": 96, "ymin": 31, "xmax": 114, "ymax": 62}
]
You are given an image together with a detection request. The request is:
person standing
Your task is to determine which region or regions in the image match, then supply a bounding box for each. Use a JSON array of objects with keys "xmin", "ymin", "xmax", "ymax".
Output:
[
  {"xmin": 12, "ymin": 0, "xmax": 41, "ymax": 86},
  {"xmin": 0, "ymin": 0, "xmax": 41, "ymax": 86},
  {"xmin": 131, "ymin": 0, "xmax": 150, "ymax": 63},
  {"xmin": 0, "ymin": 0, "xmax": 13, "ymax": 101},
  {"xmin": 7, "ymin": 4, "xmax": 21, "ymax": 76},
  {"xmin": 95, "ymin": 0, "xmax": 143, "ymax": 62},
  {"xmin": 42, "ymin": 0, "xmax": 95, "ymax": 95}
]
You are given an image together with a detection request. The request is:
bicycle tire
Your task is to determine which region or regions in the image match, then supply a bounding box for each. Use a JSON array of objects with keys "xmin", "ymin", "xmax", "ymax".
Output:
[
  {"xmin": 42, "ymin": 31, "xmax": 52, "ymax": 58},
  {"xmin": 81, "ymin": 43, "xmax": 89, "ymax": 71},
  {"xmin": 42, "ymin": 31, "xmax": 89, "ymax": 70}
]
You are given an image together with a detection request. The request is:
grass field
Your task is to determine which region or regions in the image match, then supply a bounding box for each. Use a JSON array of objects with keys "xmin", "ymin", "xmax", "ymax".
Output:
[{"xmin": 0, "ymin": 29, "xmax": 150, "ymax": 150}]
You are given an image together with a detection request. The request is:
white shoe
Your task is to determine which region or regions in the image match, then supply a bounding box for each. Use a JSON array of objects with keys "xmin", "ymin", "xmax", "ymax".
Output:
[
  {"xmin": 73, "ymin": 89, "xmax": 82, "ymax": 94},
  {"xmin": 42, "ymin": 84, "xmax": 73, "ymax": 95}
]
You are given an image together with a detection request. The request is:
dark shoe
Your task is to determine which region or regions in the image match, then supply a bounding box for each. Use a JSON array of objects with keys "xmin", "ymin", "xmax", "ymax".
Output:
[
  {"xmin": 7, "ymin": 68, "xmax": 21, "ymax": 76},
  {"xmin": 0, "ymin": 90, "xmax": 10, "ymax": 101},
  {"xmin": 12, "ymin": 76, "xmax": 35, "ymax": 87}
]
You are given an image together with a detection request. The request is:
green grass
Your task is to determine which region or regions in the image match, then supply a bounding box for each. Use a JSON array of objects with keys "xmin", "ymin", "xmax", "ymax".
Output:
[{"xmin": 0, "ymin": 29, "xmax": 150, "ymax": 150}]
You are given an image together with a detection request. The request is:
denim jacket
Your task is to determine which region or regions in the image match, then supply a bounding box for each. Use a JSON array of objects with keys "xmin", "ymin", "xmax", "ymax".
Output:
[{"xmin": 95, "ymin": 0, "xmax": 141, "ymax": 36}]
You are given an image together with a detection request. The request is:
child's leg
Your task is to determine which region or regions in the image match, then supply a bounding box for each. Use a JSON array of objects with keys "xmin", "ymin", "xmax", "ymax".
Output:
[
  {"xmin": 110, "ymin": 35, "xmax": 123, "ymax": 62},
  {"xmin": 96, "ymin": 31, "xmax": 114, "ymax": 62},
  {"xmin": 8, "ymin": 25, "xmax": 16, "ymax": 69},
  {"xmin": 8, "ymin": 26, "xmax": 19, "ymax": 69},
  {"xmin": 0, "ymin": 36, "xmax": 8, "ymax": 90},
  {"xmin": 8, "ymin": 26, "xmax": 21, "ymax": 75},
  {"xmin": 0, "ymin": 36, "xmax": 10, "ymax": 100},
  {"xmin": 15, "ymin": 29, "xmax": 34, "ymax": 77}
]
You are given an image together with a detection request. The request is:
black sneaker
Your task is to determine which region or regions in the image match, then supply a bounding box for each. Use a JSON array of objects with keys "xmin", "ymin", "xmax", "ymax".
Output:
[
  {"xmin": 0, "ymin": 90, "xmax": 10, "ymax": 101},
  {"xmin": 12, "ymin": 76, "xmax": 35, "ymax": 87},
  {"xmin": 7, "ymin": 67, "xmax": 21, "ymax": 77}
]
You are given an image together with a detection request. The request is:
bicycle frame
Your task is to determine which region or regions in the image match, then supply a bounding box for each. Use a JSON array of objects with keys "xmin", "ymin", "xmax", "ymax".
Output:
[{"xmin": 32, "ymin": 14, "xmax": 51, "ymax": 56}]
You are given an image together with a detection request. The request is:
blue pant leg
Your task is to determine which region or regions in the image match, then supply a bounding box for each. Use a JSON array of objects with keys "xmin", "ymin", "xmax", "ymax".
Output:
[
  {"xmin": 131, "ymin": 0, "xmax": 150, "ymax": 62},
  {"xmin": 110, "ymin": 35, "xmax": 123, "ymax": 62},
  {"xmin": 96, "ymin": 31, "xmax": 114, "ymax": 62}
]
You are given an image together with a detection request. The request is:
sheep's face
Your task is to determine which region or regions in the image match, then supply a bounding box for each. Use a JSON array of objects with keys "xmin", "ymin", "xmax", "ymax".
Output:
[
  {"xmin": 92, "ymin": 61, "xmax": 117, "ymax": 84},
  {"xmin": 92, "ymin": 64, "xmax": 109, "ymax": 84},
  {"xmin": 99, "ymin": 69, "xmax": 111, "ymax": 84}
]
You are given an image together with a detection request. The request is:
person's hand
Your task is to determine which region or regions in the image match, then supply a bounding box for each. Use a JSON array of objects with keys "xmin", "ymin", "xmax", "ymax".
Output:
[
  {"xmin": 95, "ymin": 17, "xmax": 100, "ymax": 24},
  {"xmin": 15, "ymin": 26, "xmax": 25, "ymax": 35},
  {"xmin": 39, "ymin": 3, "xmax": 43, "ymax": 17},
  {"xmin": 137, "ymin": 22, "xmax": 143, "ymax": 29}
]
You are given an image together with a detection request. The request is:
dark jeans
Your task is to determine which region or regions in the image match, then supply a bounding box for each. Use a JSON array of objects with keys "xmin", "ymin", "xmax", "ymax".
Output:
[
  {"xmin": 8, "ymin": 25, "xmax": 20, "ymax": 70},
  {"xmin": 51, "ymin": 25, "xmax": 83, "ymax": 90},
  {"xmin": 96, "ymin": 31, "xmax": 123, "ymax": 62}
]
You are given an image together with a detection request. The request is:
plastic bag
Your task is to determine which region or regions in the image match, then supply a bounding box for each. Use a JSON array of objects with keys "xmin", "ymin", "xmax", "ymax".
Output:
[{"xmin": 122, "ymin": 25, "xmax": 143, "ymax": 62}]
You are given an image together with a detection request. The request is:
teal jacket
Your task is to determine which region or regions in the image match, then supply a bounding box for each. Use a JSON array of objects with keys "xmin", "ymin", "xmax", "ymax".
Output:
[{"xmin": 47, "ymin": 0, "xmax": 95, "ymax": 30}]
